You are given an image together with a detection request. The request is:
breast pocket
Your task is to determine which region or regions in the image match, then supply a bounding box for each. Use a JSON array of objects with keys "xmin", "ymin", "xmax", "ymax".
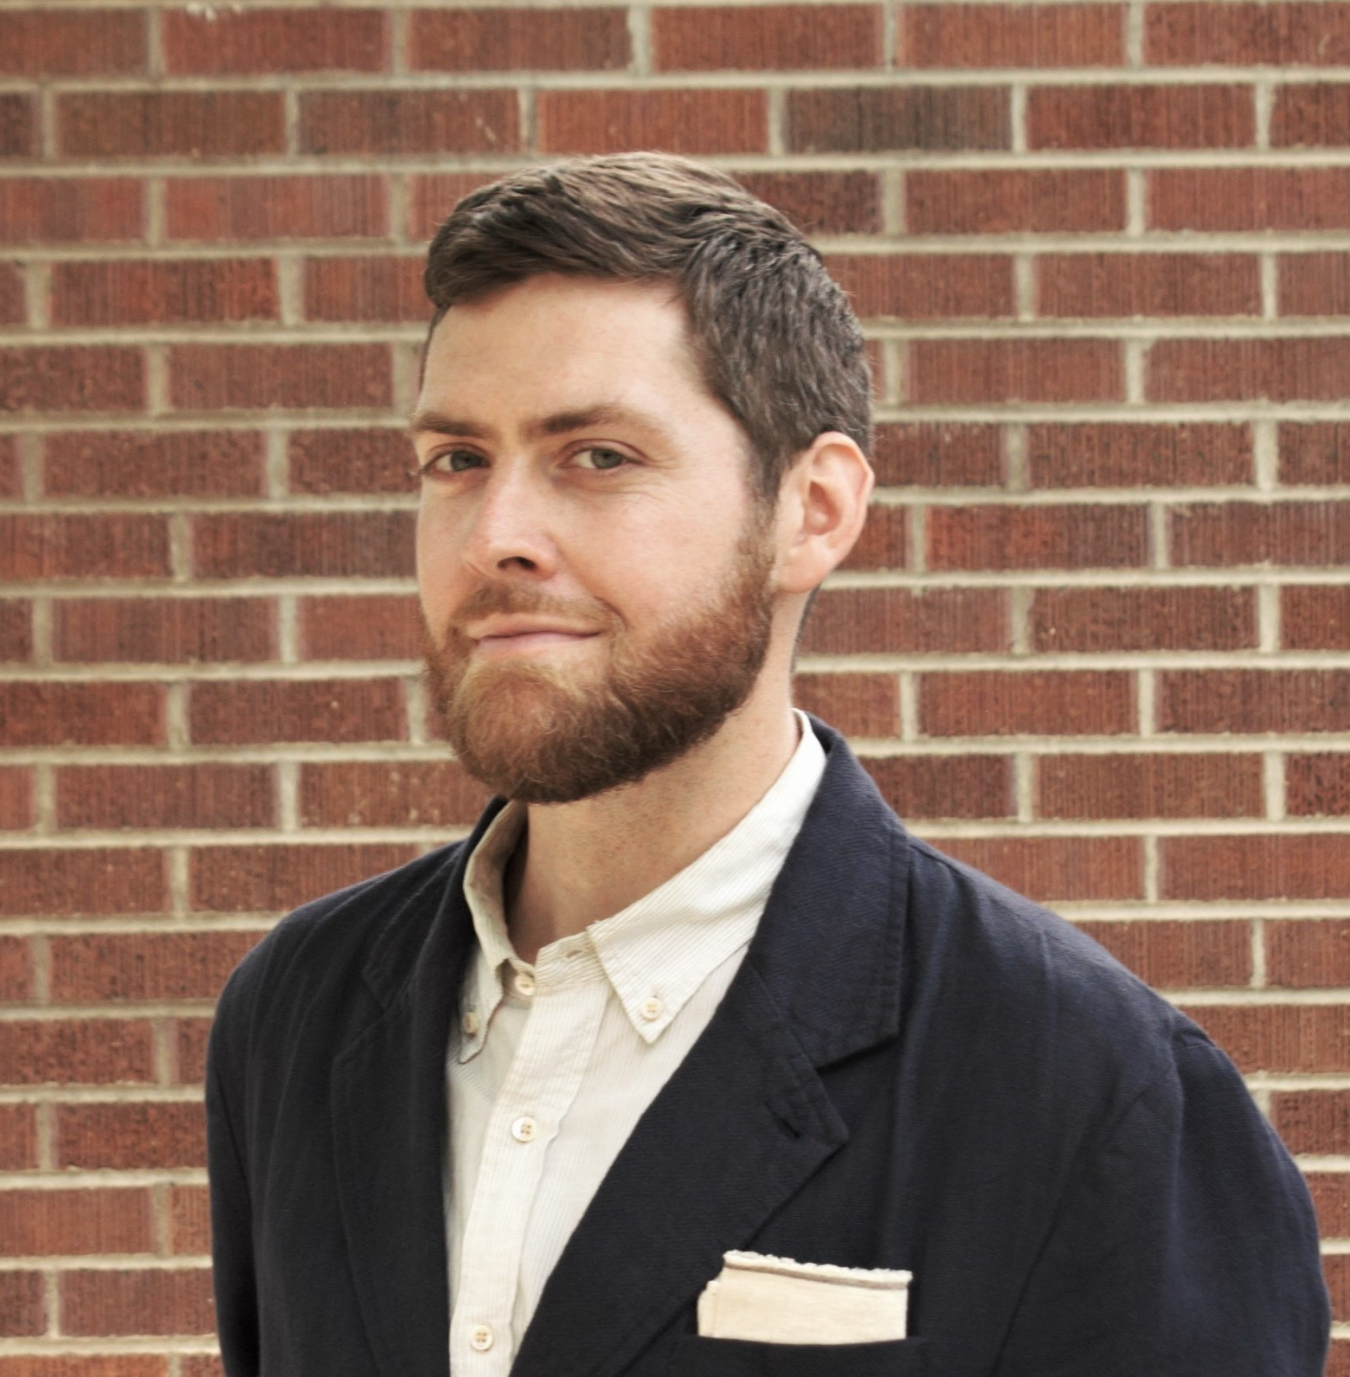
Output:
[{"xmin": 667, "ymin": 1336, "xmax": 930, "ymax": 1376}]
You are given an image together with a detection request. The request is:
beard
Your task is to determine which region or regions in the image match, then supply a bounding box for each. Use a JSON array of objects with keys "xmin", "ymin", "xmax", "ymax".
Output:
[{"xmin": 422, "ymin": 521, "xmax": 777, "ymax": 804}]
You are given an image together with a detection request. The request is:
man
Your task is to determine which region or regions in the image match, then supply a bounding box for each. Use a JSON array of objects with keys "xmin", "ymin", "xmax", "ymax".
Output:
[{"xmin": 206, "ymin": 154, "xmax": 1329, "ymax": 1376}]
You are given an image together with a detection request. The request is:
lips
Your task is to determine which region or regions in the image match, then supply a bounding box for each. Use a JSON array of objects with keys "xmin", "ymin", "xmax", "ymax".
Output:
[{"xmin": 464, "ymin": 617, "xmax": 602, "ymax": 660}]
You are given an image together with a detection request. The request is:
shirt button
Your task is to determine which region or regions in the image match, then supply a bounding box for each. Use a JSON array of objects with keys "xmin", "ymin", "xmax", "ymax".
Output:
[
  {"xmin": 511, "ymin": 1115, "xmax": 538, "ymax": 1143},
  {"xmin": 462, "ymin": 1009, "xmax": 480, "ymax": 1036},
  {"xmin": 640, "ymin": 996, "xmax": 663, "ymax": 1022},
  {"xmin": 469, "ymin": 1324, "xmax": 494, "ymax": 1352},
  {"xmin": 514, "ymin": 971, "xmax": 536, "ymax": 997}
]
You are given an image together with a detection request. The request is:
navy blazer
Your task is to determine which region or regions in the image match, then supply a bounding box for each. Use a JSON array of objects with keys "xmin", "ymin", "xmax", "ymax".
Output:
[{"xmin": 206, "ymin": 720, "xmax": 1329, "ymax": 1375}]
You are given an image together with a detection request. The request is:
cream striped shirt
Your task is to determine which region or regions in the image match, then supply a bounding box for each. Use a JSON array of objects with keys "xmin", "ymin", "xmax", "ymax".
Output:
[{"xmin": 445, "ymin": 714, "xmax": 827, "ymax": 1374}]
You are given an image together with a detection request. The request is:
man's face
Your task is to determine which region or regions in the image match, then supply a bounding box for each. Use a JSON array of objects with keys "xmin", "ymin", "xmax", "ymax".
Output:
[{"xmin": 412, "ymin": 274, "xmax": 781, "ymax": 804}]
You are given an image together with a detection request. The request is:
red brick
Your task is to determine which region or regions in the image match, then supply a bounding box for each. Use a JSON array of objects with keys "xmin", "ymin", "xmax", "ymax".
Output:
[
  {"xmin": 0, "ymin": 178, "xmax": 143, "ymax": 244},
  {"xmin": 1306, "ymin": 1173, "xmax": 1350, "ymax": 1237},
  {"xmin": 1272, "ymin": 1089, "xmax": 1350, "ymax": 1154},
  {"xmin": 1027, "ymin": 422, "xmax": 1251, "ymax": 487},
  {"xmin": 736, "ymin": 171, "xmax": 883, "ymax": 235},
  {"xmin": 56, "ymin": 1102, "xmax": 204, "ymax": 1170},
  {"xmin": 871, "ymin": 423, "xmax": 1002, "ymax": 487},
  {"xmin": 791, "ymin": 673, "xmax": 899, "ymax": 739},
  {"xmin": 299, "ymin": 761, "xmax": 489, "ymax": 827},
  {"xmin": 407, "ymin": 173, "xmax": 497, "ymax": 239},
  {"xmin": 174, "ymin": 1020, "xmax": 211, "ymax": 1085},
  {"xmin": 0, "ymin": 1105, "xmax": 38, "ymax": 1170},
  {"xmin": 0, "ymin": 264, "xmax": 24, "ymax": 325},
  {"xmin": 62, "ymin": 1267, "xmax": 214, "ymax": 1337},
  {"xmin": 51, "ymin": 259, "xmax": 277, "ymax": 327},
  {"xmin": 1037, "ymin": 752, "xmax": 1263, "ymax": 819},
  {"xmin": 413, "ymin": 7, "xmax": 629, "ymax": 70},
  {"xmin": 909, "ymin": 339, "xmax": 1122, "ymax": 404},
  {"xmin": 655, "ymin": 4, "xmax": 879, "ymax": 70},
  {"xmin": 299, "ymin": 593, "xmax": 421, "ymax": 660},
  {"xmin": 1074, "ymin": 919, "xmax": 1251, "ymax": 987},
  {"xmin": 191, "ymin": 843, "xmax": 417, "ymax": 912},
  {"xmin": 304, "ymin": 255, "xmax": 426, "ymax": 322},
  {"xmin": 787, "ymin": 86, "xmax": 1008, "ymax": 152},
  {"xmin": 169, "ymin": 343, "xmax": 391, "ymax": 412},
  {"xmin": 1269, "ymin": 919, "xmax": 1350, "ymax": 986},
  {"xmin": 289, "ymin": 428, "xmax": 414, "ymax": 495},
  {"xmin": 1328, "ymin": 1258, "xmax": 1350, "ymax": 1325},
  {"xmin": 906, "ymin": 169, "xmax": 1125, "ymax": 234},
  {"xmin": 0, "ymin": 936, "xmax": 32, "ymax": 1001},
  {"xmin": 1273, "ymin": 83, "xmax": 1350, "ymax": 147},
  {"xmin": 539, "ymin": 89, "xmax": 766, "ymax": 154},
  {"xmin": 1164, "ymin": 835, "xmax": 1350, "ymax": 900},
  {"xmin": 44, "ymin": 430, "xmax": 265, "ymax": 499},
  {"xmin": 1147, "ymin": 3, "xmax": 1350, "ymax": 64},
  {"xmin": 1280, "ymin": 421, "xmax": 1350, "ymax": 484},
  {"xmin": 933, "ymin": 836, "xmax": 1143, "ymax": 901},
  {"xmin": 1278, "ymin": 252, "xmax": 1350, "ymax": 316},
  {"xmin": 164, "ymin": 8, "xmax": 387, "ymax": 73},
  {"xmin": 0, "ymin": 684, "xmax": 164, "ymax": 747},
  {"xmin": 800, "ymin": 588, "xmax": 1008, "ymax": 655},
  {"xmin": 56, "ymin": 764, "xmax": 274, "ymax": 830},
  {"xmin": 1150, "ymin": 167, "xmax": 1350, "ymax": 231},
  {"xmin": 929, "ymin": 503, "xmax": 1146, "ymax": 570},
  {"xmin": 1287, "ymin": 752, "xmax": 1350, "ymax": 814},
  {"xmin": 170, "ymin": 1185, "xmax": 211, "ymax": 1255},
  {"xmin": 862, "ymin": 754, "xmax": 1012, "ymax": 819},
  {"xmin": 903, "ymin": 4, "xmax": 1123, "ymax": 66},
  {"xmin": 0, "ymin": 601, "xmax": 32, "ymax": 662},
  {"xmin": 49, "ymin": 931, "xmax": 262, "ymax": 1003},
  {"xmin": 0, "ymin": 11, "xmax": 145, "ymax": 75},
  {"xmin": 0, "ymin": 1361, "xmax": 167, "ymax": 1377},
  {"xmin": 300, "ymin": 89, "xmax": 518, "ymax": 155},
  {"xmin": 828, "ymin": 253, "xmax": 1013, "ymax": 319},
  {"xmin": 1030, "ymin": 84, "xmax": 1253, "ymax": 149},
  {"xmin": 0, "ymin": 768, "xmax": 33, "ymax": 830},
  {"xmin": 1172, "ymin": 501, "xmax": 1350, "ymax": 566},
  {"xmin": 0, "ymin": 848, "xmax": 166, "ymax": 916},
  {"xmin": 842, "ymin": 506, "xmax": 908, "ymax": 570},
  {"xmin": 193, "ymin": 512, "xmax": 414, "ymax": 579},
  {"xmin": 0, "ymin": 96, "xmax": 37, "ymax": 158},
  {"xmin": 0, "ymin": 515, "xmax": 167, "ymax": 579},
  {"xmin": 166, "ymin": 175, "xmax": 388, "ymax": 242},
  {"xmin": 920, "ymin": 671, "xmax": 1134, "ymax": 736},
  {"xmin": 189, "ymin": 678, "xmax": 406, "ymax": 745},
  {"xmin": 1149, "ymin": 337, "xmax": 1350, "ymax": 402},
  {"xmin": 0, "ymin": 1019, "xmax": 153, "ymax": 1086},
  {"xmin": 54, "ymin": 597, "xmax": 274, "ymax": 664},
  {"xmin": 1160, "ymin": 669, "xmax": 1350, "ymax": 733},
  {"xmin": 1183, "ymin": 1003, "xmax": 1350, "ymax": 1072},
  {"xmin": 1030, "ymin": 586, "xmax": 1257, "ymax": 653},
  {"xmin": 0, "ymin": 1273, "xmax": 43, "ymax": 1337},
  {"xmin": 180, "ymin": 1362, "xmax": 222, "ymax": 1377},
  {"xmin": 0, "ymin": 434, "xmax": 15, "ymax": 497},
  {"xmin": 1038, "ymin": 252, "xmax": 1259, "ymax": 317},
  {"xmin": 0, "ymin": 1189, "xmax": 153, "ymax": 1256},
  {"xmin": 0, "ymin": 346, "xmax": 144, "ymax": 413},
  {"xmin": 59, "ymin": 92, "xmax": 284, "ymax": 159}
]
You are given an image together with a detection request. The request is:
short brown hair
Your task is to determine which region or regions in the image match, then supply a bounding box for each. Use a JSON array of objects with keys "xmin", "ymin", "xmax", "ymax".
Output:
[{"xmin": 422, "ymin": 153, "xmax": 871, "ymax": 499}]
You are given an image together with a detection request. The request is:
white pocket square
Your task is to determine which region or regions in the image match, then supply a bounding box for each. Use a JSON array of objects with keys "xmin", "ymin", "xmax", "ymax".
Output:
[{"xmin": 696, "ymin": 1251, "xmax": 911, "ymax": 1345}]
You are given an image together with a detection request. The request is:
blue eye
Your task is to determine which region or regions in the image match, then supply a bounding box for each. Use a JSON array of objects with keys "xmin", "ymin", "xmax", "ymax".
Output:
[
  {"xmin": 576, "ymin": 447, "xmax": 628, "ymax": 471},
  {"xmin": 421, "ymin": 448, "xmax": 483, "ymax": 476}
]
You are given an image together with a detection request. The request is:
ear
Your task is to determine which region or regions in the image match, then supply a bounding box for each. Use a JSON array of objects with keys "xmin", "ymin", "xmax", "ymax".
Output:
[{"xmin": 773, "ymin": 432, "xmax": 874, "ymax": 595}]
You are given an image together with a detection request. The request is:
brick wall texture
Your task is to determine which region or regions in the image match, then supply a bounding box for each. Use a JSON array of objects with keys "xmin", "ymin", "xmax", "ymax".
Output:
[{"xmin": 2, "ymin": 0, "xmax": 1350, "ymax": 1367}]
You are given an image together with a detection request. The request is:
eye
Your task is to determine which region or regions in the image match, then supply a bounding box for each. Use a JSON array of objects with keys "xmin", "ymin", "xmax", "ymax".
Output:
[
  {"xmin": 419, "ymin": 447, "xmax": 485, "ymax": 477},
  {"xmin": 573, "ymin": 446, "xmax": 630, "ymax": 472}
]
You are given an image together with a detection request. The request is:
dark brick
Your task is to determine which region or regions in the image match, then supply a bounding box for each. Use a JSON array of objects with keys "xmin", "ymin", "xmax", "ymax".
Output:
[
  {"xmin": 920, "ymin": 671, "xmax": 1135, "ymax": 735},
  {"xmin": 1159, "ymin": 670, "xmax": 1350, "ymax": 733},
  {"xmin": 800, "ymin": 587, "xmax": 1008, "ymax": 655},
  {"xmin": 190, "ymin": 843, "xmax": 417, "ymax": 912},
  {"xmin": 299, "ymin": 594, "xmax": 421, "ymax": 660},
  {"xmin": 49, "ymin": 931, "xmax": 264, "ymax": 1002},
  {"xmin": 59, "ymin": 92, "xmax": 284, "ymax": 158},
  {"xmin": 654, "ymin": 4, "xmax": 880, "ymax": 70},
  {"xmin": 907, "ymin": 169, "xmax": 1126, "ymax": 234},
  {"xmin": 299, "ymin": 761, "xmax": 489, "ymax": 827},
  {"xmin": 903, "ymin": 3, "xmax": 1124, "ymax": 66},
  {"xmin": 289, "ymin": 428, "xmax": 415, "ymax": 494},
  {"xmin": 1163, "ymin": 836, "xmax": 1350, "ymax": 900},
  {"xmin": 0, "ymin": 515, "xmax": 168, "ymax": 578},
  {"xmin": 166, "ymin": 175, "xmax": 387, "ymax": 242},
  {"xmin": 934, "ymin": 836, "xmax": 1144, "ymax": 901},
  {"xmin": 0, "ymin": 849, "xmax": 167, "ymax": 916},
  {"xmin": 299, "ymin": 90, "xmax": 519, "ymax": 155},
  {"xmin": 1273, "ymin": 83, "xmax": 1350, "ymax": 146},
  {"xmin": 1280, "ymin": 421, "xmax": 1350, "ymax": 484},
  {"xmin": 0, "ymin": 347, "xmax": 144, "ymax": 413},
  {"xmin": 1030, "ymin": 587, "xmax": 1257, "ymax": 653},
  {"xmin": 871, "ymin": 423, "xmax": 1002, "ymax": 487},
  {"xmin": 164, "ymin": 8, "xmax": 388, "ymax": 73},
  {"xmin": 411, "ymin": 8, "xmax": 629, "ymax": 70},
  {"xmin": 0, "ymin": 1020, "xmax": 154, "ymax": 1086},
  {"xmin": 53, "ymin": 598, "xmax": 274, "ymax": 664},
  {"xmin": 189, "ymin": 678, "xmax": 406, "ymax": 745},
  {"xmin": 909, "ymin": 339, "xmax": 1122, "ymax": 404},
  {"xmin": 787, "ymin": 86, "xmax": 1008, "ymax": 152},
  {"xmin": 56, "ymin": 765, "xmax": 275, "ymax": 830},
  {"xmin": 0, "ymin": 684, "xmax": 164, "ymax": 747},
  {"xmin": 169, "ymin": 343, "xmax": 391, "ymax": 412},
  {"xmin": 56, "ymin": 1102, "xmax": 204, "ymax": 1170},
  {"xmin": 1037, "ymin": 752, "xmax": 1264, "ymax": 818},
  {"xmin": 1284, "ymin": 586, "xmax": 1350, "ymax": 651},
  {"xmin": 193, "ymin": 511, "xmax": 415, "ymax": 578},
  {"xmin": 737, "ymin": 171, "xmax": 883, "ymax": 235},
  {"xmin": 1075, "ymin": 918, "xmax": 1251, "ymax": 987},
  {"xmin": 1287, "ymin": 753, "xmax": 1350, "ymax": 815},
  {"xmin": 1028, "ymin": 84, "xmax": 1253, "ymax": 149},
  {"xmin": 862, "ymin": 754, "xmax": 1012, "ymax": 818},
  {"xmin": 0, "ymin": 178, "xmax": 143, "ymax": 244},
  {"xmin": 1027, "ymin": 422, "xmax": 1251, "ymax": 487},
  {"xmin": 928, "ymin": 503, "xmax": 1147, "ymax": 569},
  {"xmin": 44, "ymin": 430, "xmax": 265, "ymax": 499},
  {"xmin": 0, "ymin": 11, "xmax": 146, "ymax": 75},
  {"xmin": 51, "ymin": 259, "xmax": 277, "ymax": 327},
  {"xmin": 791, "ymin": 672, "xmax": 900, "ymax": 738},
  {"xmin": 539, "ymin": 89, "xmax": 767, "ymax": 154}
]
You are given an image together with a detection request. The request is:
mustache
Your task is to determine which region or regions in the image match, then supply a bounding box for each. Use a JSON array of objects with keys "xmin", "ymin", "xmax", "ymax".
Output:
[{"xmin": 446, "ymin": 583, "xmax": 620, "ymax": 635}]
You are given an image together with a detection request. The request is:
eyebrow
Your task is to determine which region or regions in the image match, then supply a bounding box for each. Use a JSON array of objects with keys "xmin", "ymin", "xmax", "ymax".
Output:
[{"xmin": 408, "ymin": 404, "xmax": 671, "ymax": 445}]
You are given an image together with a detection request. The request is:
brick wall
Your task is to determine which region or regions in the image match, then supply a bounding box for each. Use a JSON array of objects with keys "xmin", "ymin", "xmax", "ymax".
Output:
[{"xmin": 1, "ymin": 0, "xmax": 1348, "ymax": 1369}]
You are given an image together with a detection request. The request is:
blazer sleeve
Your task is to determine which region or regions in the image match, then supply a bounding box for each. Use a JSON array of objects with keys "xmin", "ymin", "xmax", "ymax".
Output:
[{"xmin": 993, "ymin": 1028, "xmax": 1329, "ymax": 1376}]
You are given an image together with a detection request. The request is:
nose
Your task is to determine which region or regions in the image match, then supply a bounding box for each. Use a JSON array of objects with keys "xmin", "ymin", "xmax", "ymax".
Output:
[{"xmin": 458, "ymin": 465, "xmax": 558, "ymax": 581}]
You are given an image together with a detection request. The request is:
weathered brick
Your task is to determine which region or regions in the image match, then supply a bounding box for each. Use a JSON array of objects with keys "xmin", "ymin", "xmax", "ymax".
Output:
[
  {"xmin": 0, "ymin": 96, "xmax": 37, "ymax": 159},
  {"xmin": 0, "ymin": 1189, "xmax": 154, "ymax": 1256},
  {"xmin": 0, "ymin": 264, "xmax": 25, "ymax": 325},
  {"xmin": 800, "ymin": 588, "xmax": 1008, "ymax": 655},
  {"xmin": 289, "ymin": 428, "xmax": 415, "ymax": 495},
  {"xmin": 193, "ymin": 511, "xmax": 415, "ymax": 578},
  {"xmin": 932, "ymin": 837, "xmax": 1143, "ymax": 901},
  {"xmin": 1160, "ymin": 670, "xmax": 1350, "ymax": 733},
  {"xmin": 0, "ymin": 601, "xmax": 32, "ymax": 662},
  {"xmin": 0, "ymin": 515, "xmax": 167, "ymax": 579},
  {"xmin": 827, "ymin": 253, "xmax": 1013, "ymax": 318},
  {"xmin": 45, "ymin": 430, "xmax": 264, "ymax": 498},
  {"xmin": 299, "ymin": 593, "xmax": 422, "ymax": 660},
  {"xmin": 190, "ymin": 843, "xmax": 417, "ymax": 912},
  {"xmin": 1287, "ymin": 752, "xmax": 1350, "ymax": 814},
  {"xmin": 1147, "ymin": 3, "xmax": 1350, "ymax": 64},
  {"xmin": 1150, "ymin": 167, "xmax": 1350, "ymax": 231},
  {"xmin": 1148, "ymin": 338, "xmax": 1350, "ymax": 402},
  {"xmin": 906, "ymin": 169, "xmax": 1126, "ymax": 234},
  {"xmin": 928, "ymin": 503, "xmax": 1147, "ymax": 569},
  {"xmin": 909, "ymin": 339, "xmax": 1123, "ymax": 403},
  {"xmin": 174, "ymin": 1020, "xmax": 211, "ymax": 1085},
  {"xmin": 1164, "ymin": 835, "xmax": 1350, "ymax": 899},
  {"xmin": 1280, "ymin": 421, "xmax": 1350, "ymax": 484},
  {"xmin": 787, "ymin": 86, "xmax": 1008, "ymax": 152},
  {"xmin": 61, "ymin": 1267, "xmax": 214, "ymax": 1337},
  {"xmin": 1037, "ymin": 752, "xmax": 1263, "ymax": 818},
  {"xmin": 170, "ymin": 1185, "xmax": 211, "ymax": 1255},
  {"xmin": 0, "ymin": 1273, "xmax": 43, "ymax": 1337},
  {"xmin": 1027, "ymin": 422, "xmax": 1251, "ymax": 487},
  {"xmin": 0, "ymin": 178, "xmax": 143, "ymax": 244},
  {"xmin": 0, "ymin": 1105, "xmax": 38, "ymax": 1170},
  {"xmin": 49, "ymin": 931, "xmax": 263, "ymax": 1002},
  {"xmin": 0, "ymin": 1360, "xmax": 167, "ymax": 1377},
  {"xmin": 539, "ymin": 89, "xmax": 766, "ymax": 154},
  {"xmin": 300, "ymin": 90, "xmax": 518, "ymax": 155},
  {"xmin": 1279, "ymin": 252, "xmax": 1350, "ymax": 316},
  {"xmin": 1038, "ymin": 252, "xmax": 1260, "ymax": 317},
  {"xmin": 736, "ymin": 171, "xmax": 883, "ymax": 235},
  {"xmin": 304, "ymin": 255, "xmax": 426, "ymax": 322},
  {"xmin": 166, "ymin": 175, "xmax": 387, "ymax": 241},
  {"xmin": 0, "ymin": 11, "xmax": 145, "ymax": 75},
  {"xmin": 169, "ymin": 343, "xmax": 392, "ymax": 412},
  {"xmin": 0, "ymin": 684, "xmax": 164, "ymax": 747},
  {"xmin": 56, "ymin": 1102, "xmax": 204, "ymax": 1170},
  {"xmin": 0, "ymin": 435, "xmax": 16, "ymax": 497},
  {"xmin": 56, "ymin": 764, "xmax": 275, "ymax": 830},
  {"xmin": 1027, "ymin": 84, "xmax": 1253, "ymax": 149},
  {"xmin": 0, "ymin": 767, "xmax": 33, "ymax": 830},
  {"xmin": 841, "ymin": 505, "xmax": 908, "ymax": 569},
  {"xmin": 904, "ymin": 4, "xmax": 1123, "ymax": 65},
  {"xmin": 654, "ymin": 5, "xmax": 879, "ymax": 70},
  {"xmin": 1273, "ymin": 83, "xmax": 1350, "ymax": 147},
  {"xmin": 54, "ymin": 597, "xmax": 274, "ymax": 664},
  {"xmin": 0, "ymin": 848, "xmax": 166, "ymax": 916},
  {"xmin": 1184, "ymin": 1003, "xmax": 1350, "ymax": 1072},
  {"xmin": 51, "ymin": 259, "xmax": 277, "ymax": 327},
  {"xmin": 59, "ymin": 92, "xmax": 284, "ymax": 159},
  {"xmin": 164, "ymin": 8, "xmax": 387, "ymax": 73},
  {"xmin": 1030, "ymin": 587, "xmax": 1257, "ymax": 653},
  {"xmin": 407, "ymin": 173, "xmax": 497, "ymax": 239},
  {"xmin": 180, "ymin": 1362, "xmax": 223, "ymax": 1377},
  {"xmin": 0, "ymin": 347, "xmax": 144, "ymax": 413},
  {"xmin": 862, "ymin": 754, "xmax": 1013, "ymax": 819},
  {"xmin": 1306, "ymin": 1173, "xmax": 1350, "ymax": 1238},
  {"xmin": 1172, "ymin": 501, "xmax": 1350, "ymax": 566},
  {"xmin": 299, "ymin": 761, "xmax": 489, "ymax": 827},
  {"xmin": 1272, "ymin": 1089, "xmax": 1350, "ymax": 1154},
  {"xmin": 412, "ymin": 8, "xmax": 630, "ymax": 70},
  {"xmin": 0, "ymin": 1020, "xmax": 153, "ymax": 1086},
  {"xmin": 871, "ymin": 423, "xmax": 1002, "ymax": 487},
  {"xmin": 1269, "ymin": 919, "xmax": 1350, "ymax": 987},
  {"xmin": 920, "ymin": 671, "xmax": 1135, "ymax": 736},
  {"xmin": 0, "ymin": 936, "xmax": 32, "ymax": 1001},
  {"xmin": 1074, "ymin": 919, "xmax": 1251, "ymax": 987},
  {"xmin": 792, "ymin": 673, "xmax": 899, "ymax": 738},
  {"xmin": 189, "ymin": 678, "xmax": 406, "ymax": 745}
]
